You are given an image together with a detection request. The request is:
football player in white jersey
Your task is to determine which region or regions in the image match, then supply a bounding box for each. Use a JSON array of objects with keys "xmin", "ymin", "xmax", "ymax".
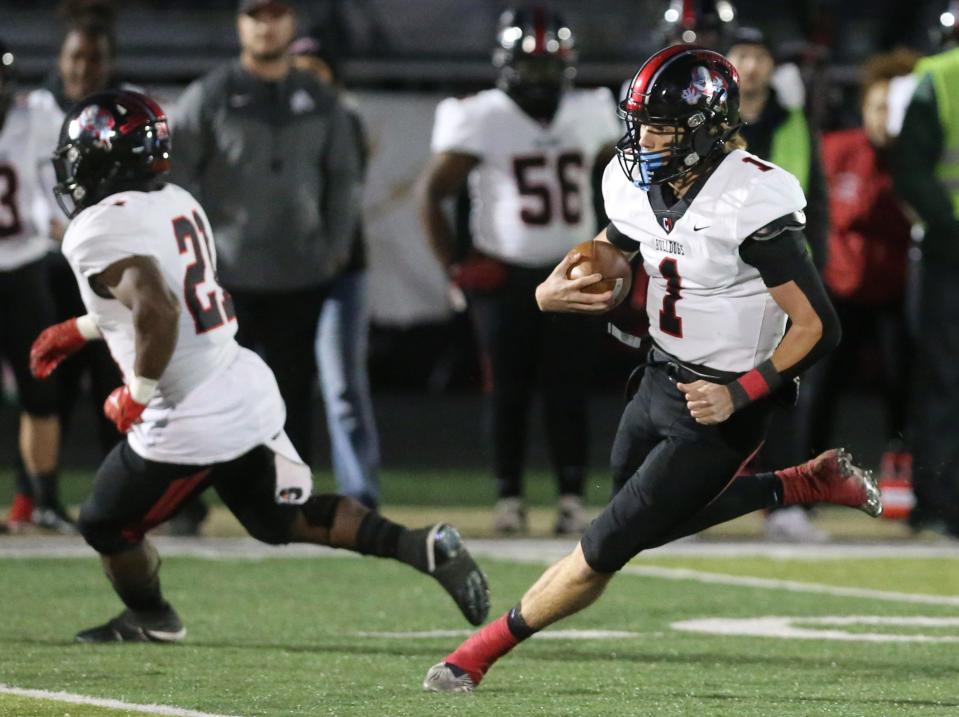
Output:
[
  {"xmin": 30, "ymin": 89, "xmax": 489, "ymax": 642},
  {"xmin": 0, "ymin": 43, "xmax": 71, "ymax": 534},
  {"xmin": 418, "ymin": 7, "xmax": 622, "ymax": 534},
  {"xmin": 423, "ymin": 46, "xmax": 882, "ymax": 694}
]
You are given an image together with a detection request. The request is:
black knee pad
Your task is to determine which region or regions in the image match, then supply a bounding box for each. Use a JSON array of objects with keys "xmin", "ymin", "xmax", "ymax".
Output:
[{"xmin": 300, "ymin": 494, "xmax": 343, "ymax": 529}]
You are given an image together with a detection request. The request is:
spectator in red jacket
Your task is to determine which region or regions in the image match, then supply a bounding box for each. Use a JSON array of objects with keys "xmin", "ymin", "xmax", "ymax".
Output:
[{"xmin": 804, "ymin": 49, "xmax": 919, "ymax": 488}]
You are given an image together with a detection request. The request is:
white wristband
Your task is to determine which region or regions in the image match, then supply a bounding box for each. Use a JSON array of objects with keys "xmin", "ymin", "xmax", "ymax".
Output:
[
  {"xmin": 128, "ymin": 375, "xmax": 159, "ymax": 405},
  {"xmin": 75, "ymin": 314, "xmax": 103, "ymax": 340}
]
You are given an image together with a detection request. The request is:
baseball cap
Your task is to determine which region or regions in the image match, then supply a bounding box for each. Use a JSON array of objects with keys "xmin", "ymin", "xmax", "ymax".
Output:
[
  {"xmin": 237, "ymin": 0, "xmax": 294, "ymax": 15},
  {"xmin": 726, "ymin": 26, "xmax": 772, "ymax": 54}
]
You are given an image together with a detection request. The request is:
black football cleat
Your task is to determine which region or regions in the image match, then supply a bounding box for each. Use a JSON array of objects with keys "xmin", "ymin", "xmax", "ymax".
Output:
[
  {"xmin": 422, "ymin": 523, "xmax": 490, "ymax": 626},
  {"xmin": 75, "ymin": 607, "xmax": 186, "ymax": 644}
]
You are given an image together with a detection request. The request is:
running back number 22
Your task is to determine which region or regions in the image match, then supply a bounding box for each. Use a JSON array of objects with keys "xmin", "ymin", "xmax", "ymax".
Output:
[{"xmin": 172, "ymin": 211, "xmax": 236, "ymax": 334}]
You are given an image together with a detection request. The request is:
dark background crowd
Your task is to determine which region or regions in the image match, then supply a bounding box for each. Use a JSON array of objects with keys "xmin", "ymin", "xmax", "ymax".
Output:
[{"xmin": 1, "ymin": 0, "xmax": 958, "ymax": 540}]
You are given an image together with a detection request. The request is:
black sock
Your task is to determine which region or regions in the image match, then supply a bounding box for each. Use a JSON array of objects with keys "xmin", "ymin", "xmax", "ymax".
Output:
[
  {"xmin": 354, "ymin": 512, "xmax": 404, "ymax": 561},
  {"xmin": 29, "ymin": 471, "xmax": 60, "ymax": 507},
  {"xmin": 15, "ymin": 468, "xmax": 33, "ymax": 498},
  {"xmin": 506, "ymin": 603, "xmax": 538, "ymax": 640},
  {"xmin": 557, "ymin": 466, "xmax": 586, "ymax": 497},
  {"xmin": 760, "ymin": 471, "xmax": 785, "ymax": 506},
  {"xmin": 105, "ymin": 547, "xmax": 169, "ymax": 614}
]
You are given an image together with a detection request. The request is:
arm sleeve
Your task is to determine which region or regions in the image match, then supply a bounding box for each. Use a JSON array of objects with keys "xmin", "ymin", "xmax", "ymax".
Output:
[
  {"xmin": 605, "ymin": 221, "xmax": 641, "ymax": 253},
  {"xmin": 321, "ymin": 98, "xmax": 361, "ymax": 263},
  {"xmin": 739, "ymin": 225, "xmax": 841, "ymax": 381},
  {"xmin": 892, "ymin": 74, "xmax": 959, "ymax": 234},
  {"xmin": 167, "ymin": 79, "xmax": 211, "ymax": 191},
  {"xmin": 802, "ymin": 132, "xmax": 830, "ymax": 270},
  {"xmin": 430, "ymin": 97, "xmax": 485, "ymax": 157}
]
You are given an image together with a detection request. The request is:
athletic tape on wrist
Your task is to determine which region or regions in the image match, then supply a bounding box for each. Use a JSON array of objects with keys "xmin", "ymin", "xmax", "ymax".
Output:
[
  {"xmin": 75, "ymin": 314, "xmax": 103, "ymax": 340},
  {"xmin": 730, "ymin": 359, "xmax": 782, "ymax": 410},
  {"xmin": 128, "ymin": 375, "xmax": 159, "ymax": 405}
]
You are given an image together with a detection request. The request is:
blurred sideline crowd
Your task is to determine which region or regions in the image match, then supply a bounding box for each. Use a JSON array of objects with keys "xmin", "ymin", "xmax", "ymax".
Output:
[{"xmin": 1, "ymin": 0, "xmax": 958, "ymax": 542}]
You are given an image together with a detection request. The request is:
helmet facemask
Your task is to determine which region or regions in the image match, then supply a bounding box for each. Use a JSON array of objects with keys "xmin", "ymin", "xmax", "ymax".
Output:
[
  {"xmin": 497, "ymin": 54, "xmax": 571, "ymax": 120},
  {"xmin": 617, "ymin": 97, "xmax": 733, "ymax": 190}
]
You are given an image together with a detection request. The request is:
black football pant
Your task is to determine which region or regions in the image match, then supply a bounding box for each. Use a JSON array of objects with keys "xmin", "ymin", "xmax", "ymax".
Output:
[
  {"xmin": 79, "ymin": 441, "xmax": 297, "ymax": 555},
  {"xmin": 582, "ymin": 363, "xmax": 780, "ymax": 573},
  {"xmin": 909, "ymin": 263, "xmax": 959, "ymax": 531},
  {"xmin": 230, "ymin": 286, "xmax": 327, "ymax": 465},
  {"xmin": 467, "ymin": 264, "xmax": 598, "ymax": 499}
]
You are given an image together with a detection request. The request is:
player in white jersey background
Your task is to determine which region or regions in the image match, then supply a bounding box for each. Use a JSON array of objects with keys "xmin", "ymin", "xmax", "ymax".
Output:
[
  {"xmin": 29, "ymin": 89, "xmax": 490, "ymax": 642},
  {"xmin": 418, "ymin": 7, "xmax": 622, "ymax": 535},
  {"xmin": 0, "ymin": 42, "xmax": 71, "ymax": 534},
  {"xmin": 423, "ymin": 45, "xmax": 882, "ymax": 694}
]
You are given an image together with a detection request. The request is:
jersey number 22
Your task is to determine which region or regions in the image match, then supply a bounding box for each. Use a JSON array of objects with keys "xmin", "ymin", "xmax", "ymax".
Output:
[{"xmin": 172, "ymin": 211, "xmax": 236, "ymax": 335}]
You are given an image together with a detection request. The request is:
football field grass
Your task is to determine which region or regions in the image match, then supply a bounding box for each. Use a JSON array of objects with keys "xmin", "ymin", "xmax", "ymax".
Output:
[{"xmin": 2, "ymin": 541, "xmax": 958, "ymax": 717}]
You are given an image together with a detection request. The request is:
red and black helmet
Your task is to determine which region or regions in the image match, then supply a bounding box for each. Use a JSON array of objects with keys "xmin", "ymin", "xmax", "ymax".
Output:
[
  {"xmin": 616, "ymin": 45, "xmax": 741, "ymax": 189},
  {"xmin": 52, "ymin": 89, "xmax": 171, "ymax": 217},
  {"xmin": 493, "ymin": 5, "xmax": 576, "ymax": 119}
]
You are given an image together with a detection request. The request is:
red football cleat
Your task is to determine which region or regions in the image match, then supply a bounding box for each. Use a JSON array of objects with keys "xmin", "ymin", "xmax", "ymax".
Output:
[
  {"xmin": 777, "ymin": 448, "xmax": 883, "ymax": 517},
  {"xmin": 7, "ymin": 493, "xmax": 34, "ymax": 533}
]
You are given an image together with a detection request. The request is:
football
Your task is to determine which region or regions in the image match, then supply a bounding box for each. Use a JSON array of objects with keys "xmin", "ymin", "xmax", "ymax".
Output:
[{"xmin": 565, "ymin": 239, "xmax": 633, "ymax": 308}]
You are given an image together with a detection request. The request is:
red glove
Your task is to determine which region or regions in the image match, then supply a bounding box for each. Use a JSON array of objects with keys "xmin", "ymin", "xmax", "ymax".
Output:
[
  {"xmin": 30, "ymin": 317, "xmax": 98, "ymax": 379},
  {"xmin": 450, "ymin": 253, "xmax": 508, "ymax": 292},
  {"xmin": 104, "ymin": 380, "xmax": 155, "ymax": 433}
]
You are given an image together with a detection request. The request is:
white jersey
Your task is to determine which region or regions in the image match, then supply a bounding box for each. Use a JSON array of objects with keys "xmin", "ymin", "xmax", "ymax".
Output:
[
  {"xmin": 62, "ymin": 183, "xmax": 286, "ymax": 464},
  {"xmin": 431, "ymin": 87, "xmax": 622, "ymax": 266},
  {"xmin": 602, "ymin": 149, "xmax": 807, "ymax": 372},
  {"xmin": 0, "ymin": 96, "xmax": 62, "ymax": 270}
]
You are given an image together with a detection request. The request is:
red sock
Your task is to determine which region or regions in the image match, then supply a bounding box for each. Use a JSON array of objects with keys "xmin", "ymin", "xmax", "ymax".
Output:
[{"xmin": 444, "ymin": 612, "xmax": 519, "ymax": 685}]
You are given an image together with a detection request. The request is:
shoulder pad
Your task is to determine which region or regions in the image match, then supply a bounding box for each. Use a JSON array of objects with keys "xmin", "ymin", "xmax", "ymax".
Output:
[{"xmin": 749, "ymin": 210, "xmax": 806, "ymax": 241}]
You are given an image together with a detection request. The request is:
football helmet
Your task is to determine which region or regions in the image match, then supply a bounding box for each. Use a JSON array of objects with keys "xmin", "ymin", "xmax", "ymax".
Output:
[
  {"xmin": 52, "ymin": 89, "xmax": 171, "ymax": 218},
  {"xmin": 616, "ymin": 45, "xmax": 741, "ymax": 189},
  {"xmin": 493, "ymin": 5, "xmax": 576, "ymax": 120},
  {"xmin": 661, "ymin": 0, "xmax": 738, "ymax": 47}
]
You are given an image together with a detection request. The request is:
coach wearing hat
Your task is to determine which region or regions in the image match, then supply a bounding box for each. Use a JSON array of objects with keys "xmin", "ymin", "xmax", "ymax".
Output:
[{"xmin": 170, "ymin": 0, "xmax": 361, "ymax": 466}]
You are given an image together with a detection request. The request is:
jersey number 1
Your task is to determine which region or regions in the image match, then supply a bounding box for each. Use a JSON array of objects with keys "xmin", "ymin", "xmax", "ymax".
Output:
[
  {"xmin": 172, "ymin": 212, "xmax": 236, "ymax": 334},
  {"xmin": 658, "ymin": 257, "xmax": 683, "ymax": 338}
]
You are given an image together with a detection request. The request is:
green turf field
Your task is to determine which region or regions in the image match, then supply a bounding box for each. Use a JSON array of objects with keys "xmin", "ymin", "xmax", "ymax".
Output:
[{"xmin": 2, "ymin": 549, "xmax": 958, "ymax": 717}]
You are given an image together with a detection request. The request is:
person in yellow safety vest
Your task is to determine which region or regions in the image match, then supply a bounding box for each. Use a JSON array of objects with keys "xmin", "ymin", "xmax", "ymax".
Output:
[
  {"xmin": 891, "ymin": 35, "xmax": 959, "ymax": 539},
  {"xmin": 726, "ymin": 26, "xmax": 832, "ymax": 543}
]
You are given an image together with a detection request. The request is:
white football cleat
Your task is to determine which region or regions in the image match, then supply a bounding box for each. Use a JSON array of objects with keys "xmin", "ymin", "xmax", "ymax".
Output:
[{"xmin": 422, "ymin": 662, "xmax": 476, "ymax": 693}]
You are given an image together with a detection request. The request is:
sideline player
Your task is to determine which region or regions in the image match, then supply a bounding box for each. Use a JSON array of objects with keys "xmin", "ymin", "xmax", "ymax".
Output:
[
  {"xmin": 418, "ymin": 7, "xmax": 622, "ymax": 534},
  {"xmin": 0, "ymin": 41, "xmax": 69, "ymax": 533},
  {"xmin": 31, "ymin": 89, "xmax": 489, "ymax": 642},
  {"xmin": 423, "ymin": 45, "xmax": 881, "ymax": 692}
]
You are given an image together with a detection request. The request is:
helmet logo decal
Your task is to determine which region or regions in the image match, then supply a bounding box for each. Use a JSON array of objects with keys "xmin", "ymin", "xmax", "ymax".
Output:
[
  {"xmin": 71, "ymin": 105, "xmax": 116, "ymax": 149},
  {"xmin": 680, "ymin": 66, "xmax": 727, "ymax": 106}
]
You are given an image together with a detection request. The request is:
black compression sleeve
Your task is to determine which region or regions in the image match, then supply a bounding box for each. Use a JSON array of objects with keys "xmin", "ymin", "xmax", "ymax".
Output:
[
  {"xmin": 605, "ymin": 222, "xmax": 641, "ymax": 253},
  {"xmin": 739, "ymin": 229, "xmax": 841, "ymax": 383},
  {"xmin": 738, "ymin": 227, "xmax": 809, "ymax": 286}
]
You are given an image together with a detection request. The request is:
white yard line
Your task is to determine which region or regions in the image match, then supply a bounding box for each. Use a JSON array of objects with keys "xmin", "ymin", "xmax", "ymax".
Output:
[
  {"xmin": 0, "ymin": 684, "xmax": 243, "ymax": 717},
  {"xmin": 623, "ymin": 565, "xmax": 959, "ymax": 606},
  {"xmin": 672, "ymin": 615, "xmax": 959, "ymax": 643},
  {"xmin": 2, "ymin": 536, "xmax": 957, "ymax": 608},
  {"xmin": 1, "ymin": 535, "xmax": 956, "ymax": 560}
]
